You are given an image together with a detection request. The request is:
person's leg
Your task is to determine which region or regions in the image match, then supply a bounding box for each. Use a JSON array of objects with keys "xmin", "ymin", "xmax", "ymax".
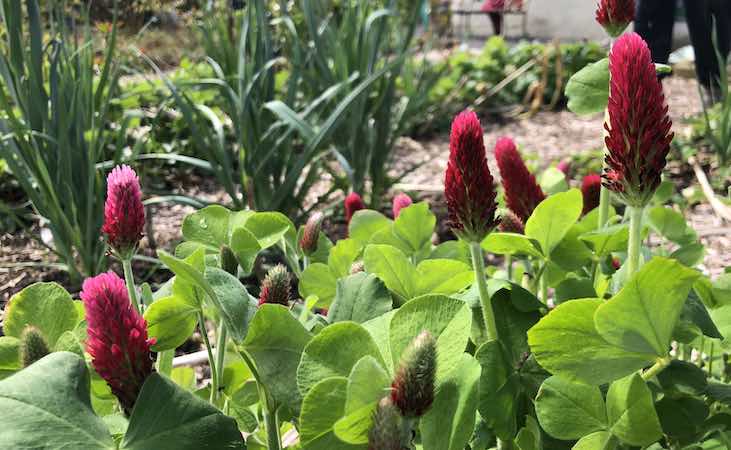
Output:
[
  {"xmin": 684, "ymin": 0, "xmax": 730, "ymax": 94},
  {"xmin": 488, "ymin": 12, "xmax": 502, "ymax": 35},
  {"xmin": 635, "ymin": 0, "xmax": 677, "ymax": 64}
]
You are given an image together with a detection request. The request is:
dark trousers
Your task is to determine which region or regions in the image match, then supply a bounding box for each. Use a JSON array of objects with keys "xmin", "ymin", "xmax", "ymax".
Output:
[{"xmin": 635, "ymin": 0, "xmax": 731, "ymax": 91}]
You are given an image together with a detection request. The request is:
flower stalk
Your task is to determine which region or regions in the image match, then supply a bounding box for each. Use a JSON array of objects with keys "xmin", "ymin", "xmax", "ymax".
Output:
[
  {"xmin": 626, "ymin": 206, "xmax": 644, "ymax": 277},
  {"xmin": 122, "ymin": 258, "xmax": 141, "ymax": 314},
  {"xmin": 470, "ymin": 242, "xmax": 499, "ymax": 342}
]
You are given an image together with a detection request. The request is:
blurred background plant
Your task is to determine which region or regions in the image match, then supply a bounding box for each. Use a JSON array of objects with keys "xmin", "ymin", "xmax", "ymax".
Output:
[{"xmin": 0, "ymin": 0, "xmax": 135, "ymax": 283}]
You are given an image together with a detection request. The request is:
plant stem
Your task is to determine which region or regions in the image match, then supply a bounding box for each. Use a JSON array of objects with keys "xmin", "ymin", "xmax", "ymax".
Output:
[
  {"xmin": 122, "ymin": 258, "xmax": 141, "ymax": 314},
  {"xmin": 626, "ymin": 206, "xmax": 644, "ymax": 277},
  {"xmin": 505, "ymin": 255, "xmax": 513, "ymax": 281},
  {"xmin": 156, "ymin": 350, "xmax": 174, "ymax": 377},
  {"xmin": 197, "ymin": 311, "xmax": 219, "ymax": 404},
  {"xmin": 598, "ymin": 186, "xmax": 611, "ymax": 228},
  {"xmin": 709, "ymin": 342, "xmax": 715, "ymax": 376},
  {"xmin": 641, "ymin": 355, "xmax": 672, "ymax": 381},
  {"xmin": 263, "ymin": 405, "xmax": 281, "ymax": 450},
  {"xmin": 215, "ymin": 323, "xmax": 228, "ymax": 399},
  {"xmin": 539, "ymin": 266, "xmax": 548, "ymax": 305},
  {"xmin": 470, "ymin": 241, "xmax": 498, "ymax": 342}
]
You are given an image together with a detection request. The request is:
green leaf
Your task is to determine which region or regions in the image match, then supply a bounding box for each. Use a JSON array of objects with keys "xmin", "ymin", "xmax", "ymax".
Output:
[
  {"xmin": 415, "ymin": 259, "xmax": 473, "ymax": 296},
  {"xmin": 515, "ymin": 416, "xmax": 543, "ymax": 450},
  {"xmin": 230, "ymin": 226, "xmax": 261, "ymax": 274},
  {"xmin": 345, "ymin": 356, "xmax": 390, "ymax": 414},
  {"xmin": 361, "ymin": 311, "xmax": 396, "ymax": 373},
  {"xmin": 482, "ymin": 232, "xmax": 542, "ymax": 257},
  {"xmin": 528, "ymin": 299, "xmax": 655, "ymax": 385},
  {"xmin": 670, "ymin": 243, "xmax": 705, "ymax": 267},
  {"xmin": 160, "ymin": 249, "xmax": 207, "ymax": 308},
  {"xmin": 144, "ymin": 296, "xmax": 198, "ymax": 352},
  {"xmin": 0, "ymin": 337, "xmax": 20, "ymax": 379},
  {"xmin": 299, "ymin": 263, "xmax": 338, "ymax": 307},
  {"xmin": 539, "ymin": 167, "xmax": 570, "ymax": 195},
  {"xmin": 475, "ymin": 340, "xmax": 520, "ymax": 440},
  {"xmin": 182, "ymin": 205, "xmax": 231, "ymax": 248},
  {"xmin": 299, "ymin": 377, "xmax": 361, "ymax": 450},
  {"xmin": 328, "ymin": 238, "xmax": 363, "ymax": 278},
  {"xmin": 606, "ymin": 373, "xmax": 662, "ymax": 446},
  {"xmin": 555, "ymin": 278, "xmax": 597, "ymax": 304},
  {"xmin": 4, "ymin": 282, "xmax": 78, "ymax": 346},
  {"xmin": 333, "ymin": 402, "xmax": 376, "ymax": 445},
  {"xmin": 244, "ymin": 211, "xmax": 294, "ymax": 249},
  {"xmin": 535, "ymin": 376, "xmax": 607, "ymax": 440},
  {"xmin": 525, "ymin": 189, "xmax": 583, "ymax": 257},
  {"xmin": 421, "ymin": 354, "xmax": 481, "ymax": 450},
  {"xmin": 0, "ymin": 352, "xmax": 113, "ymax": 449},
  {"xmin": 204, "ymin": 267, "xmax": 257, "ymax": 343},
  {"xmin": 646, "ymin": 206, "xmax": 697, "ymax": 245},
  {"xmin": 572, "ymin": 432, "xmax": 616, "ymax": 450},
  {"xmin": 328, "ymin": 273, "xmax": 393, "ymax": 324},
  {"xmin": 389, "ymin": 294, "xmax": 471, "ymax": 383},
  {"xmin": 594, "ymin": 257, "xmax": 700, "ymax": 355},
  {"xmin": 349, "ymin": 210, "xmax": 392, "ymax": 247},
  {"xmin": 298, "ymin": 322, "xmax": 385, "ymax": 396},
  {"xmin": 579, "ymin": 224, "xmax": 629, "ymax": 256},
  {"xmin": 393, "ymin": 202, "xmax": 436, "ymax": 254},
  {"xmin": 241, "ymin": 305, "xmax": 311, "ymax": 417},
  {"xmin": 121, "ymin": 373, "xmax": 244, "ymax": 449},
  {"xmin": 171, "ymin": 367, "xmax": 196, "ymax": 390},
  {"xmin": 566, "ymin": 58, "xmax": 609, "ymax": 115},
  {"xmin": 655, "ymin": 396, "xmax": 709, "ymax": 440},
  {"xmin": 363, "ymin": 244, "xmax": 417, "ymax": 302}
]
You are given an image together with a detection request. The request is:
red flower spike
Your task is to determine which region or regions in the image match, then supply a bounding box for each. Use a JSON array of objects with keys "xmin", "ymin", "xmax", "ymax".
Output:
[
  {"xmin": 102, "ymin": 165, "xmax": 145, "ymax": 259},
  {"xmin": 604, "ymin": 33, "xmax": 673, "ymax": 207},
  {"xmin": 498, "ymin": 210, "xmax": 525, "ymax": 234},
  {"xmin": 344, "ymin": 192, "xmax": 365, "ymax": 224},
  {"xmin": 390, "ymin": 331, "xmax": 436, "ymax": 418},
  {"xmin": 258, "ymin": 264, "xmax": 292, "ymax": 307},
  {"xmin": 300, "ymin": 212, "xmax": 324, "ymax": 256},
  {"xmin": 581, "ymin": 174, "xmax": 602, "ymax": 215},
  {"xmin": 595, "ymin": 0, "xmax": 635, "ymax": 37},
  {"xmin": 392, "ymin": 193, "xmax": 413, "ymax": 219},
  {"xmin": 81, "ymin": 272, "xmax": 155, "ymax": 415},
  {"xmin": 444, "ymin": 110, "xmax": 499, "ymax": 242},
  {"xmin": 494, "ymin": 137, "xmax": 546, "ymax": 222}
]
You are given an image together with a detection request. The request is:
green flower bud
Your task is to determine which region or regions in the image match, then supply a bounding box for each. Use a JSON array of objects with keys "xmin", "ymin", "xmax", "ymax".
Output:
[
  {"xmin": 20, "ymin": 326, "xmax": 50, "ymax": 368},
  {"xmin": 390, "ymin": 330, "xmax": 436, "ymax": 418},
  {"xmin": 368, "ymin": 397, "xmax": 402, "ymax": 450}
]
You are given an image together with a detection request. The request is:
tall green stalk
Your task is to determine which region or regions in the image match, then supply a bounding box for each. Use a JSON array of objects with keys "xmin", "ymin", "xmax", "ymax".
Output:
[
  {"xmin": 626, "ymin": 206, "xmax": 644, "ymax": 277},
  {"xmin": 122, "ymin": 259, "xmax": 141, "ymax": 314},
  {"xmin": 469, "ymin": 242, "xmax": 498, "ymax": 342}
]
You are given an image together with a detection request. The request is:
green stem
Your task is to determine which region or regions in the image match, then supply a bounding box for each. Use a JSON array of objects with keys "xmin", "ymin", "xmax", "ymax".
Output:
[
  {"xmin": 263, "ymin": 401, "xmax": 281, "ymax": 450},
  {"xmin": 470, "ymin": 241, "xmax": 498, "ymax": 342},
  {"xmin": 215, "ymin": 324, "xmax": 228, "ymax": 400},
  {"xmin": 197, "ymin": 311, "xmax": 219, "ymax": 404},
  {"xmin": 156, "ymin": 350, "xmax": 173, "ymax": 377},
  {"xmin": 641, "ymin": 355, "xmax": 672, "ymax": 381},
  {"xmin": 598, "ymin": 186, "xmax": 611, "ymax": 229},
  {"xmin": 505, "ymin": 255, "xmax": 513, "ymax": 281},
  {"xmin": 539, "ymin": 266, "xmax": 548, "ymax": 305},
  {"xmin": 709, "ymin": 342, "xmax": 715, "ymax": 376},
  {"xmin": 122, "ymin": 258, "xmax": 141, "ymax": 314},
  {"xmin": 626, "ymin": 206, "xmax": 644, "ymax": 277}
]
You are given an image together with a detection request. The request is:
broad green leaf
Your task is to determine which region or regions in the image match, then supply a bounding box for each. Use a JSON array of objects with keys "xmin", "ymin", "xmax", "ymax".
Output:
[
  {"xmin": 182, "ymin": 205, "xmax": 231, "ymax": 248},
  {"xmin": 566, "ymin": 58, "xmax": 609, "ymax": 115},
  {"xmin": 670, "ymin": 243, "xmax": 705, "ymax": 267},
  {"xmin": 535, "ymin": 376, "xmax": 607, "ymax": 440},
  {"xmin": 579, "ymin": 224, "xmax": 629, "ymax": 256},
  {"xmin": 171, "ymin": 367, "xmax": 196, "ymax": 390},
  {"xmin": 606, "ymin": 374, "xmax": 662, "ymax": 447},
  {"xmin": 160, "ymin": 249, "xmax": 207, "ymax": 308},
  {"xmin": 594, "ymin": 257, "xmax": 700, "ymax": 355},
  {"xmin": 298, "ymin": 322, "xmax": 385, "ymax": 396},
  {"xmin": 393, "ymin": 202, "xmax": 436, "ymax": 253},
  {"xmin": 4, "ymin": 282, "xmax": 78, "ymax": 346},
  {"xmin": 555, "ymin": 278, "xmax": 597, "ymax": 304},
  {"xmin": 328, "ymin": 238, "xmax": 363, "ymax": 278},
  {"xmin": 333, "ymin": 403, "xmax": 376, "ymax": 445},
  {"xmin": 540, "ymin": 167, "xmax": 570, "ymax": 195},
  {"xmin": 655, "ymin": 396, "xmax": 709, "ymax": 440},
  {"xmin": 144, "ymin": 296, "xmax": 198, "ymax": 352},
  {"xmin": 528, "ymin": 299, "xmax": 655, "ymax": 385},
  {"xmin": 646, "ymin": 206, "xmax": 697, "ymax": 245},
  {"xmin": 415, "ymin": 259, "xmax": 473, "ymax": 296},
  {"xmin": 361, "ymin": 311, "xmax": 397, "ymax": 373},
  {"xmin": 482, "ymin": 232, "xmax": 542, "ymax": 257},
  {"xmin": 241, "ymin": 305, "xmax": 311, "ymax": 417},
  {"xmin": 0, "ymin": 352, "xmax": 113, "ymax": 449},
  {"xmin": 475, "ymin": 340, "xmax": 520, "ymax": 439},
  {"xmin": 204, "ymin": 267, "xmax": 257, "ymax": 343},
  {"xmin": 0, "ymin": 337, "xmax": 20, "ymax": 379},
  {"xmin": 515, "ymin": 416, "xmax": 543, "ymax": 450},
  {"xmin": 230, "ymin": 226, "xmax": 261, "ymax": 274},
  {"xmin": 550, "ymin": 226, "xmax": 594, "ymax": 271},
  {"xmin": 299, "ymin": 263, "xmax": 338, "ymax": 307},
  {"xmin": 54, "ymin": 330, "xmax": 85, "ymax": 358},
  {"xmin": 121, "ymin": 373, "xmax": 244, "ymax": 449},
  {"xmin": 345, "ymin": 356, "xmax": 390, "ymax": 414},
  {"xmin": 525, "ymin": 189, "xmax": 583, "ymax": 256},
  {"xmin": 299, "ymin": 377, "xmax": 361, "ymax": 450},
  {"xmin": 363, "ymin": 244, "xmax": 417, "ymax": 301},
  {"xmin": 421, "ymin": 354, "xmax": 481, "ymax": 450},
  {"xmin": 573, "ymin": 432, "xmax": 616, "ymax": 450},
  {"xmin": 349, "ymin": 210, "xmax": 391, "ymax": 247},
  {"xmin": 244, "ymin": 211, "xmax": 294, "ymax": 249},
  {"xmin": 389, "ymin": 294, "xmax": 471, "ymax": 383},
  {"xmin": 328, "ymin": 273, "xmax": 393, "ymax": 324}
]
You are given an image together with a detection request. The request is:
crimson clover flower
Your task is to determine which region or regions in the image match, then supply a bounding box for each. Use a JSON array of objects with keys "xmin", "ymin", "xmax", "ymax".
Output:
[
  {"xmin": 102, "ymin": 165, "xmax": 145, "ymax": 259},
  {"xmin": 444, "ymin": 110, "xmax": 499, "ymax": 242},
  {"xmin": 595, "ymin": 0, "xmax": 635, "ymax": 37},
  {"xmin": 494, "ymin": 137, "xmax": 545, "ymax": 222},
  {"xmin": 392, "ymin": 193, "xmax": 413, "ymax": 218},
  {"xmin": 344, "ymin": 192, "xmax": 365, "ymax": 224},
  {"xmin": 581, "ymin": 173, "xmax": 602, "ymax": 215},
  {"xmin": 604, "ymin": 32, "xmax": 673, "ymax": 207},
  {"xmin": 258, "ymin": 264, "xmax": 292, "ymax": 307},
  {"xmin": 300, "ymin": 212, "xmax": 324, "ymax": 256},
  {"xmin": 498, "ymin": 210, "xmax": 525, "ymax": 234},
  {"xmin": 81, "ymin": 272, "xmax": 155, "ymax": 415},
  {"xmin": 390, "ymin": 331, "xmax": 436, "ymax": 418}
]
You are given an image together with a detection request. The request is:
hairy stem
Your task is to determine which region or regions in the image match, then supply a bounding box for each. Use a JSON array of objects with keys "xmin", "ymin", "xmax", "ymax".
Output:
[
  {"xmin": 263, "ymin": 401, "xmax": 281, "ymax": 450},
  {"xmin": 122, "ymin": 258, "xmax": 141, "ymax": 314},
  {"xmin": 626, "ymin": 206, "xmax": 644, "ymax": 277},
  {"xmin": 197, "ymin": 311, "xmax": 219, "ymax": 404},
  {"xmin": 156, "ymin": 350, "xmax": 174, "ymax": 377},
  {"xmin": 470, "ymin": 241, "xmax": 498, "ymax": 342},
  {"xmin": 215, "ymin": 324, "xmax": 228, "ymax": 399},
  {"xmin": 598, "ymin": 186, "xmax": 611, "ymax": 228},
  {"xmin": 641, "ymin": 355, "xmax": 672, "ymax": 381}
]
